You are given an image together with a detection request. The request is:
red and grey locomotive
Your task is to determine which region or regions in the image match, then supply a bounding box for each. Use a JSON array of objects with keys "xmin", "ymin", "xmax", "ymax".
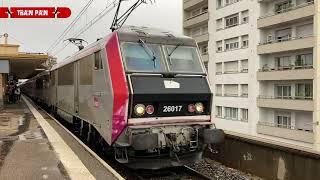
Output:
[{"xmin": 21, "ymin": 26, "xmax": 224, "ymax": 169}]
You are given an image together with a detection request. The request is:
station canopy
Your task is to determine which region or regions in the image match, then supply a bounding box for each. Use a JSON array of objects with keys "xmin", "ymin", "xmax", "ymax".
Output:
[{"xmin": 0, "ymin": 43, "xmax": 49, "ymax": 79}]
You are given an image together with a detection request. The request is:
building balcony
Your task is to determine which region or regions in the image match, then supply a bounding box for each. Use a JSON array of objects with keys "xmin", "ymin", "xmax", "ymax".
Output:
[
  {"xmin": 257, "ymin": 66, "xmax": 314, "ymax": 80},
  {"xmin": 257, "ymin": 122, "xmax": 314, "ymax": 143},
  {"xmin": 193, "ymin": 33, "xmax": 209, "ymax": 44},
  {"xmin": 184, "ymin": 12, "xmax": 209, "ymax": 28},
  {"xmin": 257, "ymin": 36, "xmax": 314, "ymax": 55},
  {"xmin": 183, "ymin": 0, "xmax": 207, "ymax": 11},
  {"xmin": 258, "ymin": 1, "xmax": 314, "ymax": 29},
  {"xmin": 257, "ymin": 96, "xmax": 313, "ymax": 111}
]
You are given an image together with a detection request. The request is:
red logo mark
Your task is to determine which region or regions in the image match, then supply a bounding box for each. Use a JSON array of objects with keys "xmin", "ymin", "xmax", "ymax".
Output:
[{"xmin": 0, "ymin": 7, "xmax": 9, "ymax": 18}]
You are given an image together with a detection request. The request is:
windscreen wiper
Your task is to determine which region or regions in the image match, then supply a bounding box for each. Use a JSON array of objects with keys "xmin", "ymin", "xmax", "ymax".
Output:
[
  {"xmin": 138, "ymin": 39, "xmax": 156, "ymax": 68},
  {"xmin": 168, "ymin": 42, "xmax": 183, "ymax": 57}
]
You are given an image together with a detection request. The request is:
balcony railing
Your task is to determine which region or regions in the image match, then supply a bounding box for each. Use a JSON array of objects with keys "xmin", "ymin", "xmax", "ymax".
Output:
[
  {"xmin": 258, "ymin": 121, "xmax": 313, "ymax": 132},
  {"xmin": 185, "ymin": 11, "xmax": 208, "ymax": 21},
  {"xmin": 259, "ymin": 35, "xmax": 313, "ymax": 45},
  {"xmin": 258, "ymin": 95, "xmax": 313, "ymax": 100},
  {"xmin": 258, "ymin": 64, "xmax": 313, "ymax": 72},
  {"xmin": 259, "ymin": 1, "xmax": 314, "ymax": 19}
]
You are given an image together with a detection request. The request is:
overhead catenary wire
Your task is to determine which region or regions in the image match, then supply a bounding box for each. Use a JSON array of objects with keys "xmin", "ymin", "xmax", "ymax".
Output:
[
  {"xmin": 73, "ymin": 0, "xmax": 118, "ymax": 38},
  {"xmin": 52, "ymin": 0, "xmax": 117, "ymax": 57},
  {"xmin": 46, "ymin": 0, "xmax": 95, "ymax": 54}
]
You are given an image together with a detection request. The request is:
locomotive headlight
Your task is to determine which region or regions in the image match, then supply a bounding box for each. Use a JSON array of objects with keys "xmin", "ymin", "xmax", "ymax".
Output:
[
  {"xmin": 195, "ymin": 102, "xmax": 204, "ymax": 113},
  {"xmin": 134, "ymin": 104, "xmax": 145, "ymax": 116}
]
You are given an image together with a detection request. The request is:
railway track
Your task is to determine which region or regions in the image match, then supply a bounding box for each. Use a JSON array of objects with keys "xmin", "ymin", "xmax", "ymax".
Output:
[
  {"xmin": 131, "ymin": 166, "xmax": 212, "ymax": 180},
  {"xmin": 30, "ymin": 98, "xmax": 212, "ymax": 180}
]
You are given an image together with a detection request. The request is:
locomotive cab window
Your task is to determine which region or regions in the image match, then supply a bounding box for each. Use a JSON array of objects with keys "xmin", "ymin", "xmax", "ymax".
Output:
[
  {"xmin": 122, "ymin": 42, "xmax": 166, "ymax": 73},
  {"xmin": 165, "ymin": 45, "xmax": 204, "ymax": 74},
  {"xmin": 94, "ymin": 51, "xmax": 103, "ymax": 70}
]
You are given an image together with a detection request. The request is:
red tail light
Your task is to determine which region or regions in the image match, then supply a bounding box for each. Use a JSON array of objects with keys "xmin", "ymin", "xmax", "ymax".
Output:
[
  {"xmin": 188, "ymin": 104, "xmax": 195, "ymax": 113},
  {"xmin": 146, "ymin": 105, "xmax": 155, "ymax": 115}
]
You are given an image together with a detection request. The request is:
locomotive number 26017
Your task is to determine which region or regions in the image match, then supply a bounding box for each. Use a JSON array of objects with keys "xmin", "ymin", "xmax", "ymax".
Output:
[{"xmin": 163, "ymin": 105, "xmax": 183, "ymax": 113}]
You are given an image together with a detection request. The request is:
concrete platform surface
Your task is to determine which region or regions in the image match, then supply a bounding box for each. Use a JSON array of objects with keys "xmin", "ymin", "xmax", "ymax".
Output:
[{"xmin": 0, "ymin": 101, "xmax": 69, "ymax": 180}]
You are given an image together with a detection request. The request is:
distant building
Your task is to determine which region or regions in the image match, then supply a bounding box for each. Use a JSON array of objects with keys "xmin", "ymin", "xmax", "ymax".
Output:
[
  {"xmin": 0, "ymin": 33, "xmax": 48, "ymax": 107},
  {"xmin": 183, "ymin": 0, "xmax": 320, "ymax": 151},
  {"xmin": 183, "ymin": 0, "xmax": 209, "ymax": 69}
]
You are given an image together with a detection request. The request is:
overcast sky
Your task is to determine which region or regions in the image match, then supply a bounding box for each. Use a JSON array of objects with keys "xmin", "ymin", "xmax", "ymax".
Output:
[{"xmin": 0, "ymin": 0, "xmax": 182, "ymax": 61}]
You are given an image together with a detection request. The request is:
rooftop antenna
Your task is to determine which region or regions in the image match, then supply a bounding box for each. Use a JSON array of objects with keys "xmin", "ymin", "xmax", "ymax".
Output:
[
  {"xmin": 65, "ymin": 38, "xmax": 88, "ymax": 51},
  {"xmin": 110, "ymin": 0, "xmax": 155, "ymax": 32}
]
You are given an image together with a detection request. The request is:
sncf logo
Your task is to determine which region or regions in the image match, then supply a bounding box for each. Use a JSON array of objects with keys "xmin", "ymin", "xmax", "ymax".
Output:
[{"xmin": 163, "ymin": 80, "xmax": 180, "ymax": 89}]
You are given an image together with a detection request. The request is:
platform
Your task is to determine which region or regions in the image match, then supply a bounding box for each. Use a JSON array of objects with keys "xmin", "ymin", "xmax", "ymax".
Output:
[
  {"xmin": 0, "ymin": 101, "xmax": 71, "ymax": 179},
  {"xmin": 0, "ymin": 99, "xmax": 105, "ymax": 180}
]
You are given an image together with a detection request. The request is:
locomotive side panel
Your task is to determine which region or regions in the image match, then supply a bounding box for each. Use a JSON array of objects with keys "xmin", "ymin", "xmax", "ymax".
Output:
[
  {"xmin": 78, "ymin": 54, "xmax": 95, "ymax": 123},
  {"xmin": 57, "ymin": 63, "xmax": 75, "ymax": 123},
  {"xmin": 91, "ymin": 49, "xmax": 114, "ymax": 144}
]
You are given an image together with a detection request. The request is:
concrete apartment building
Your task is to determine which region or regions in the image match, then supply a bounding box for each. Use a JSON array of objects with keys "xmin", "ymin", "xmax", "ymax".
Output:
[
  {"xmin": 183, "ymin": 0, "xmax": 209, "ymax": 69},
  {"xmin": 183, "ymin": 0, "xmax": 320, "ymax": 151}
]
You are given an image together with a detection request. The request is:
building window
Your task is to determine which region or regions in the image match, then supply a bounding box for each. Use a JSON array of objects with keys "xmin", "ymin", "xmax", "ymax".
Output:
[
  {"xmin": 242, "ymin": 40, "xmax": 248, "ymax": 48},
  {"xmin": 225, "ymin": 13, "xmax": 239, "ymax": 28},
  {"xmin": 225, "ymin": 42, "xmax": 239, "ymax": 51},
  {"xmin": 241, "ymin": 35, "xmax": 249, "ymax": 48},
  {"xmin": 191, "ymin": 28, "xmax": 201, "ymax": 37},
  {"xmin": 224, "ymin": 61, "xmax": 238, "ymax": 74},
  {"xmin": 241, "ymin": 10, "xmax": 249, "ymax": 24},
  {"xmin": 200, "ymin": 45, "xmax": 208, "ymax": 55},
  {"xmin": 275, "ymin": 28, "xmax": 292, "ymax": 42},
  {"xmin": 202, "ymin": 6, "xmax": 208, "ymax": 13},
  {"xmin": 275, "ymin": 56, "xmax": 291, "ymax": 69},
  {"xmin": 225, "ymin": 107, "xmax": 238, "ymax": 120},
  {"xmin": 275, "ymin": 85, "xmax": 291, "ymax": 99},
  {"xmin": 225, "ymin": 37, "xmax": 239, "ymax": 51},
  {"xmin": 204, "ymin": 61, "xmax": 208, "ymax": 71},
  {"xmin": 295, "ymin": 83, "xmax": 313, "ymax": 99},
  {"xmin": 216, "ymin": 62, "xmax": 222, "ymax": 74},
  {"xmin": 191, "ymin": 8, "xmax": 201, "ymax": 17},
  {"xmin": 216, "ymin": 41, "xmax": 223, "ymax": 52},
  {"xmin": 224, "ymin": 84, "xmax": 238, "ymax": 97},
  {"xmin": 217, "ymin": 0, "xmax": 222, "ymax": 8},
  {"xmin": 216, "ymin": 18, "xmax": 223, "ymax": 31},
  {"xmin": 216, "ymin": 106, "xmax": 222, "ymax": 117},
  {"xmin": 226, "ymin": 0, "xmax": 240, "ymax": 6},
  {"xmin": 189, "ymin": 6, "xmax": 208, "ymax": 19},
  {"xmin": 241, "ymin": 109, "xmax": 248, "ymax": 122},
  {"xmin": 202, "ymin": 25, "xmax": 208, "ymax": 34},
  {"xmin": 275, "ymin": 111, "xmax": 291, "ymax": 129},
  {"xmin": 242, "ymin": 17, "xmax": 249, "ymax": 24},
  {"xmin": 296, "ymin": 54, "xmax": 313, "ymax": 67},
  {"xmin": 241, "ymin": 84, "xmax": 248, "ymax": 97},
  {"xmin": 240, "ymin": 59, "xmax": 248, "ymax": 73},
  {"xmin": 216, "ymin": 84, "xmax": 222, "ymax": 96},
  {"xmin": 275, "ymin": 0, "xmax": 292, "ymax": 14}
]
